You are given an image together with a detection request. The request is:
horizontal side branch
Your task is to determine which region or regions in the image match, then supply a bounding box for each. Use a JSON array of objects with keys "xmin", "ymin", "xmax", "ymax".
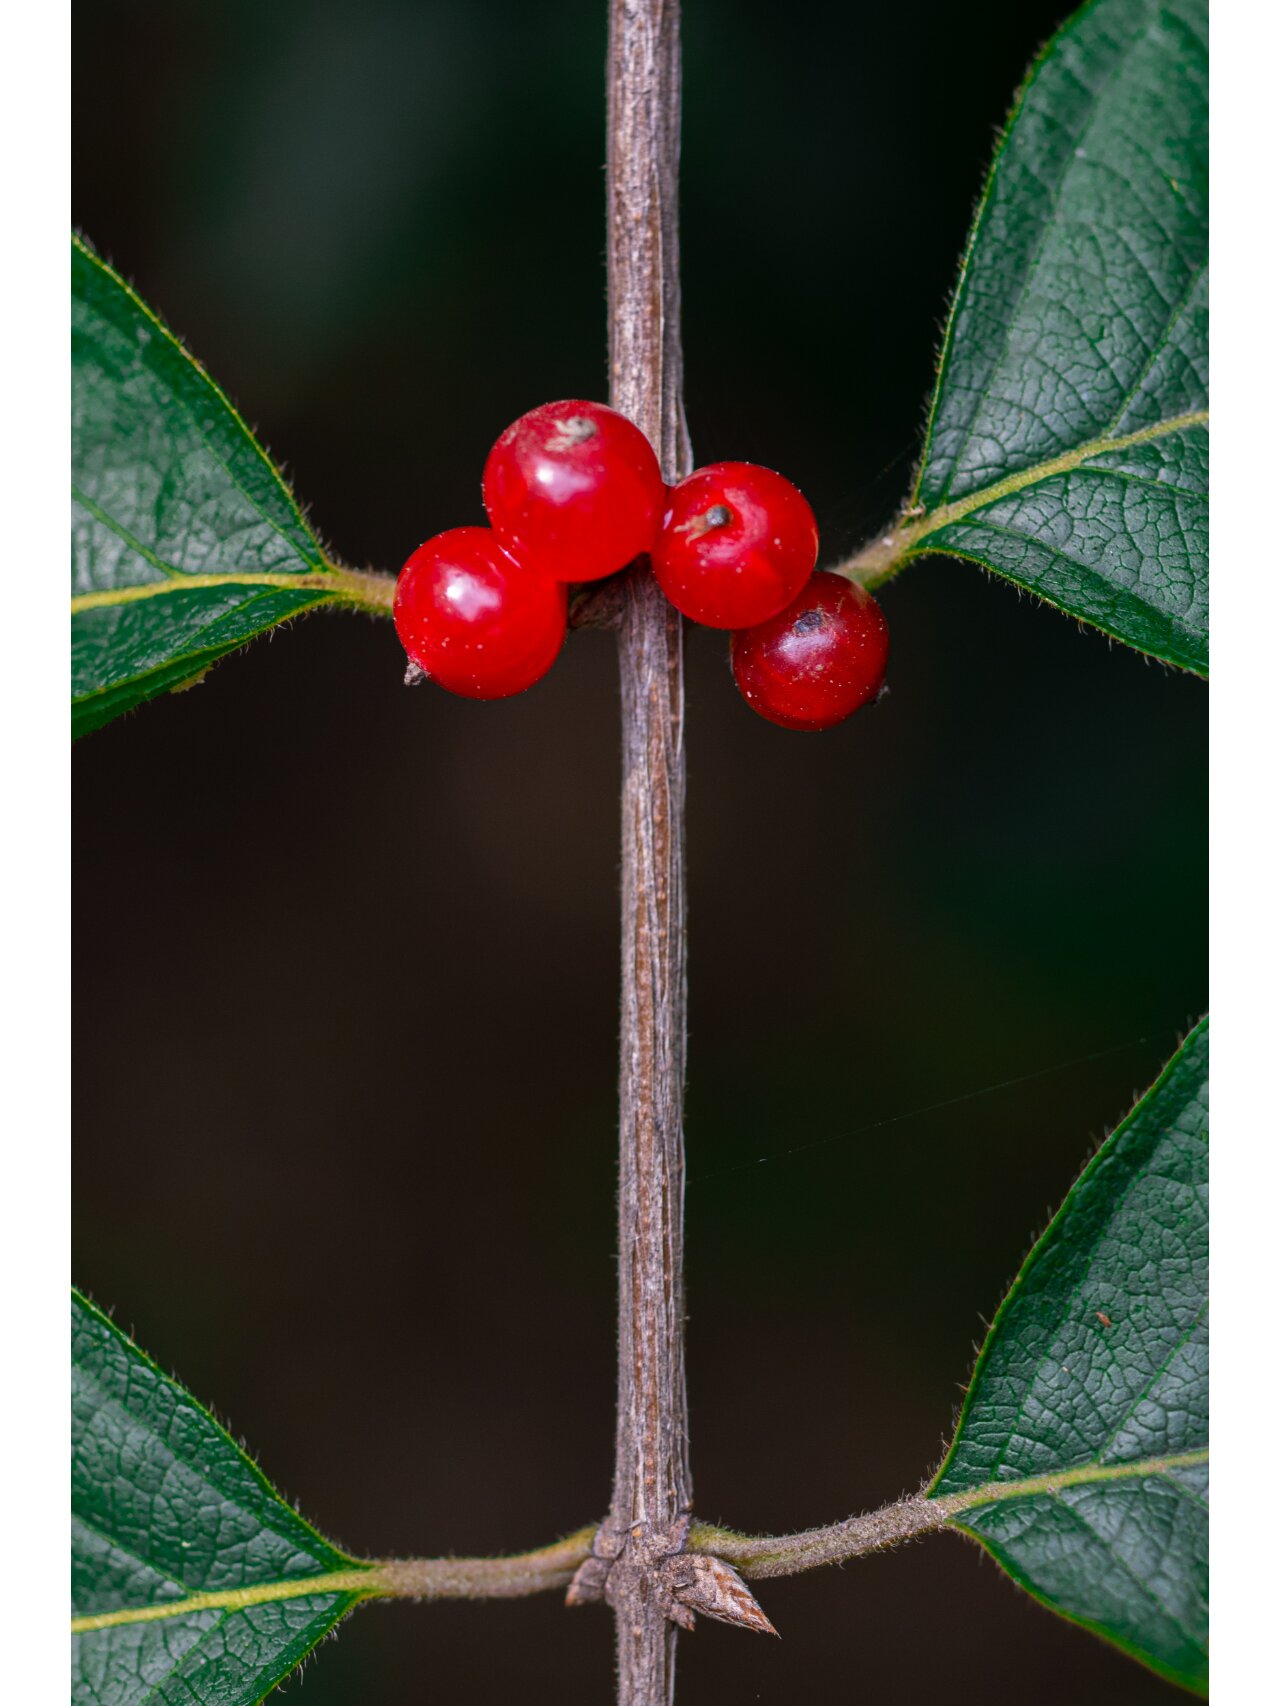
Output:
[
  {"xmin": 370, "ymin": 1526, "xmax": 600, "ymax": 1600},
  {"xmin": 686, "ymin": 1448, "xmax": 1209, "ymax": 1580},
  {"xmin": 74, "ymin": 1447, "xmax": 1207, "ymax": 1635}
]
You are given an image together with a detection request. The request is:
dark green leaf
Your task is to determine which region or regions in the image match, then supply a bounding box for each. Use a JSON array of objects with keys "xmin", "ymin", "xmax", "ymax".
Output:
[
  {"xmin": 71, "ymin": 235, "xmax": 392, "ymax": 738},
  {"xmin": 931, "ymin": 1019, "xmax": 1208, "ymax": 1692},
  {"xmin": 850, "ymin": 0, "xmax": 1208, "ymax": 674},
  {"xmin": 72, "ymin": 1289, "xmax": 373, "ymax": 1704}
]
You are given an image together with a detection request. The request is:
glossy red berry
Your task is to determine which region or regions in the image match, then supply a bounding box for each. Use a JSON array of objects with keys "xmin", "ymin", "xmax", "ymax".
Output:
[
  {"xmin": 730, "ymin": 571, "xmax": 889, "ymax": 731},
  {"xmin": 393, "ymin": 527, "xmax": 567, "ymax": 700},
  {"xmin": 482, "ymin": 399, "xmax": 665, "ymax": 583},
  {"xmin": 651, "ymin": 461, "xmax": 818, "ymax": 629}
]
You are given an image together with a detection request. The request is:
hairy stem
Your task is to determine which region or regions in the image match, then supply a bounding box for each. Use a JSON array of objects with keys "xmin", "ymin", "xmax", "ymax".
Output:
[
  {"xmin": 687, "ymin": 1447, "xmax": 1210, "ymax": 1579},
  {"xmin": 602, "ymin": 1, "xmax": 693, "ymax": 1701},
  {"xmin": 371, "ymin": 1527, "xmax": 600, "ymax": 1599},
  {"xmin": 687, "ymin": 1498, "xmax": 947, "ymax": 1578}
]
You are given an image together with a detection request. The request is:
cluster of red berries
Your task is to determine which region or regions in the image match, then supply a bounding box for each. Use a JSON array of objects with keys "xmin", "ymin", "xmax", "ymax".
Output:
[{"xmin": 393, "ymin": 400, "xmax": 889, "ymax": 731}]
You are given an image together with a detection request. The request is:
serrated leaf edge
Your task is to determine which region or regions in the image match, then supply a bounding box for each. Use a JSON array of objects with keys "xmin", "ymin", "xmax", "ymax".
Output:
[
  {"xmin": 72, "ymin": 233, "xmax": 324, "ymax": 566},
  {"xmin": 927, "ymin": 1016, "xmax": 1208, "ymax": 1498}
]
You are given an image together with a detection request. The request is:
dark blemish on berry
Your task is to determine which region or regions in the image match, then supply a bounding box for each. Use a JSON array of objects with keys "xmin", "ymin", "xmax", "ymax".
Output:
[
  {"xmin": 547, "ymin": 415, "xmax": 599, "ymax": 452},
  {"xmin": 792, "ymin": 609, "xmax": 826, "ymax": 636},
  {"xmin": 675, "ymin": 502, "xmax": 734, "ymax": 539}
]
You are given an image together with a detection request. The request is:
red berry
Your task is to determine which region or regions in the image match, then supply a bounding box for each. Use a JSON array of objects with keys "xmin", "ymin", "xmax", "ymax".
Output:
[
  {"xmin": 393, "ymin": 527, "xmax": 567, "ymax": 700},
  {"xmin": 482, "ymin": 399, "xmax": 665, "ymax": 583},
  {"xmin": 651, "ymin": 461, "xmax": 818, "ymax": 629},
  {"xmin": 730, "ymin": 571, "xmax": 889, "ymax": 731}
]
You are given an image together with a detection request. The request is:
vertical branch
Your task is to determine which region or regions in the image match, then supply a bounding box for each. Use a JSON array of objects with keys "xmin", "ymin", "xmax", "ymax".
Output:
[
  {"xmin": 570, "ymin": 5, "xmax": 771, "ymax": 1691},
  {"xmin": 606, "ymin": 1, "xmax": 691, "ymax": 1700}
]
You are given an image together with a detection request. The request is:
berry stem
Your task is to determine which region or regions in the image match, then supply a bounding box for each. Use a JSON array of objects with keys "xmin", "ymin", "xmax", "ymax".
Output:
[{"xmin": 593, "ymin": 2, "xmax": 695, "ymax": 1700}]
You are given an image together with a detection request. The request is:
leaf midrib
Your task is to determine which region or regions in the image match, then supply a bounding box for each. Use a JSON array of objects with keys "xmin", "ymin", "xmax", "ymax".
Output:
[
  {"xmin": 72, "ymin": 1570, "xmax": 371, "ymax": 1635},
  {"xmin": 844, "ymin": 408, "xmax": 1208, "ymax": 587},
  {"xmin": 71, "ymin": 564, "xmax": 395, "ymax": 616},
  {"xmin": 932, "ymin": 1446, "xmax": 1208, "ymax": 1520}
]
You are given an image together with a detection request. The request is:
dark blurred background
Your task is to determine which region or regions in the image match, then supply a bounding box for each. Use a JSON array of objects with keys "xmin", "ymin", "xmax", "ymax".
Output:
[{"xmin": 72, "ymin": 2, "xmax": 1207, "ymax": 1701}]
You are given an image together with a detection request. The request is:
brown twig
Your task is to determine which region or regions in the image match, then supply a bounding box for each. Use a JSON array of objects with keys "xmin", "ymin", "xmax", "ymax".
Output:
[{"xmin": 563, "ymin": 3, "xmax": 713, "ymax": 1700}]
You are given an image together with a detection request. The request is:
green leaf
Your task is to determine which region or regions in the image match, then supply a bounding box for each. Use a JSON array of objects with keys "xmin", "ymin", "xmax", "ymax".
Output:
[
  {"xmin": 930, "ymin": 1019, "xmax": 1208, "ymax": 1692},
  {"xmin": 71, "ymin": 234, "xmax": 392, "ymax": 738},
  {"xmin": 848, "ymin": 0, "xmax": 1208, "ymax": 674},
  {"xmin": 72, "ymin": 1289, "xmax": 374, "ymax": 1705}
]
